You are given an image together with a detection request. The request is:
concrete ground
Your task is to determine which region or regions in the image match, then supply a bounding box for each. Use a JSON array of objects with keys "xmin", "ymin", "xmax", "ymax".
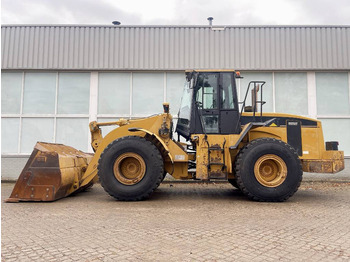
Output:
[{"xmin": 2, "ymin": 172, "xmax": 350, "ymax": 262}]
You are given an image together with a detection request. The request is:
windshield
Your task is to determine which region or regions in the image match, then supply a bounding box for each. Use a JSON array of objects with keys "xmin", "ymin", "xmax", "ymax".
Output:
[
  {"xmin": 176, "ymin": 79, "xmax": 194, "ymax": 139},
  {"xmin": 178, "ymin": 80, "xmax": 193, "ymax": 121}
]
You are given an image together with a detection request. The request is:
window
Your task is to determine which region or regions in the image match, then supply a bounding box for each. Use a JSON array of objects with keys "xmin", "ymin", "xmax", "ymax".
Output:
[
  {"xmin": 195, "ymin": 73, "xmax": 219, "ymax": 134},
  {"xmin": 316, "ymin": 73, "xmax": 350, "ymax": 116},
  {"xmin": 166, "ymin": 72, "xmax": 185, "ymax": 114},
  {"xmin": 321, "ymin": 119, "xmax": 350, "ymax": 156},
  {"xmin": 1, "ymin": 118, "xmax": 20, "ymax": 153},
  {"xmin": 196, "ymin": 74, "xmax": 218, "ymax": 109},
  {"xmin": 196, "ymin": 86, "xmax": 217, "ymax": 109},
  {"xmin": 97, "ymin": 118, "xmax": 121, "ymax": 137},
  {"xmin": 22, "ymin": 73, "xmax": 56, "ymax": 114},
  {"xmin": 176, "ymin": 80, "xmax": 194, "ymax": 138},
  {"xmin": 178, "ymin": 81, "xmax": 193, "ymax": 121},
  {"xmin": 1, "ymin": 72, "xmax": 22, "ymax": 114},
  {"xmin": 98, "ymin": 73, "xmax": 130, "ymax": 115},
  {"xmin": 1, "ymin": 72, "xmax": 90, "ymax": 154},
  {"xmin": 221, "ymin": 73, "xmax": 235, "ymax": 109},
  {"xmin": 2, "ymin": 70, "xmax": 349, "ymax": 156},
  {"xmin": 239, "ymin": 72, "xmax": 273, "ymax": 112},
  {"xmin": 316, "ymin": 73, "xmax": 350, "ymax": 156},
  {"xmin": 132, "ymin": 73, "xmax": 163, "ymax": 115},
  {"xmin": 275, "ymin": 73, "xmax": 308, "ymax": 115},
  {"xmin": 56, "ymin": 118, "xmax": 89, "ymax": 151},
  {"xmin": 57, "ymin": 73, "xmax": 90, "ymax": 114},
  {"xmin": 20, "ymin": 118, "xmax": 54, "ymax": 153},
  {"xmin": 203, "ymin": 115, "xmax": 219, "ymax": 133}
]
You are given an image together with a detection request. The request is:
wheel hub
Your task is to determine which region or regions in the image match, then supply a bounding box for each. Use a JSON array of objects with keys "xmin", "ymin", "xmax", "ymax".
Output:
[
  {"xmin": 254, "ymin": 154, "xmax": 287, "ymax": 187},
  {"xmin": 113, "ymin": 152, "xmax": 146, "ymax": 185}
]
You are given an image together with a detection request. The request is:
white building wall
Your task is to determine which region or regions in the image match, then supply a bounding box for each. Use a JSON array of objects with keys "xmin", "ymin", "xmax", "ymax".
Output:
[{"xmin": 2, "ymin": 70, "xmax": 350, "ymax": 180}]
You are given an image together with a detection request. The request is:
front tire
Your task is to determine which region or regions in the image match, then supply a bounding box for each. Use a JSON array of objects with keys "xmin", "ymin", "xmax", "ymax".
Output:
[
  {"xmin": 98, "ymin": 136, "xmax": 164, "ymax": 201},
  {"xmin": 235, "ymin": 138, "xmax": 302, "ymax": 202}
]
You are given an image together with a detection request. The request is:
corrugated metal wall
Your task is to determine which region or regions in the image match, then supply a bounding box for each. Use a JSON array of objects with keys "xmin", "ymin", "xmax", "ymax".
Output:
[{"xmin": 2, "ymin": 25, "xmax": 350, "ymax": 70}]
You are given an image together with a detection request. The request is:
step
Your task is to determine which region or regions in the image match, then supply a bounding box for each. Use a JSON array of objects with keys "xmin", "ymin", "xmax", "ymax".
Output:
[
  {"xmin": 208, "ymin": 147, "xmax": 224, "ymax": 151},
  {"xmin": 208, "ymin": 162, "xmax": 225, "ymax": 166},
  {"xmin": 209, "ymin": 171, "xmax": 228, "ymax": 179}
]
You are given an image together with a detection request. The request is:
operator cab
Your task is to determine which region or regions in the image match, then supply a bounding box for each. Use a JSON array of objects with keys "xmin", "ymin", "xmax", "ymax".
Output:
[{"xmin": 176, "ymin": 70, "xmax": 241, "ymax": 140}]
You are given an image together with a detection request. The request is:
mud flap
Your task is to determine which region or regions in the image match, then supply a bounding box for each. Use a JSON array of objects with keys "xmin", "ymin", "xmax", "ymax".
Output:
[{"xmin": 5, "ymin": 142, "xmax": 94, "ymax": 202}]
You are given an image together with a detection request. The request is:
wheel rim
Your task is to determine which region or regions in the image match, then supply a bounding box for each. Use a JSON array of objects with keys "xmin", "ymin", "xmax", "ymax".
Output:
[
  {"xmin": 254, "ymin": 154, "xmax": 287, "ymax": 187},
  {"xmin": 113, "ymin": 152, "xmax": 146, "ymax": 185}
]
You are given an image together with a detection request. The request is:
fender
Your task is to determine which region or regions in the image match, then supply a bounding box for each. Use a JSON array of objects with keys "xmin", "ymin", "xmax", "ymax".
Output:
[
  {"xmin": 229, "ymin": 118, "xmax": 277, "ymax": 150},
  {"xmin": 129, "ymin": 127, "xmax": 174, "ymax": 164}
]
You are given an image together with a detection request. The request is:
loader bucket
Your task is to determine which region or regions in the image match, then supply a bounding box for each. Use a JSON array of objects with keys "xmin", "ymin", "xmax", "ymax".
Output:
[{"xmin": 5, "ymin": 142, "xmax": 94, "ymax": 202}]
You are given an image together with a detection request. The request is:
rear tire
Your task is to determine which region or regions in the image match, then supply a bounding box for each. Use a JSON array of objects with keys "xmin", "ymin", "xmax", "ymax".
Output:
[
  {"xmin": 235, "ymin": 138, "xmax": 302, "ymax": 202},
  {"xmin": 98, "ymin": 136, "xmax": 164, "ymax": 201}
]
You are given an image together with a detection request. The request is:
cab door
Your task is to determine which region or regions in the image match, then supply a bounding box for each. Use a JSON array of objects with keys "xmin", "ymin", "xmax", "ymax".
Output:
[
  {"xmin": 195, "ymin": 73, "xmax": 220, "ymax": 134},
  {"xmin": 219, "ymin": 72, "xmax": 240, "ymax": 134}
]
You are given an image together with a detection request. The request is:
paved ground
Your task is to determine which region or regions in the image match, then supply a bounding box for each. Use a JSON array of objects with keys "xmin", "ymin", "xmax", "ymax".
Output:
[{"xmin": 2, "ymin": 177, "xmax": 350, "ymax": 262}]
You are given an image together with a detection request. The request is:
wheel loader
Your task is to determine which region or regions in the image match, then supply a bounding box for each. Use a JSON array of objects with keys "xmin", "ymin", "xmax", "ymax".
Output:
[{"xmin": 6, "ymin": 70, "xmax": 345, "ymax": 203}]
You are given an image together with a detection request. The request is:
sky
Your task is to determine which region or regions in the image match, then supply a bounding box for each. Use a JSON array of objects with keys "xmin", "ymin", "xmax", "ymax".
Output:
[{"xmin": 1, "ymin": 0, "xmax": 350, "ymax": 26}]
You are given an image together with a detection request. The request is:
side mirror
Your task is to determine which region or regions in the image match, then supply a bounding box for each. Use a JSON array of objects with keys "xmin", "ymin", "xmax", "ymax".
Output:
[
  {"xmin": 186, "ymin": 71, "xmax": 194, "ymax": 82},
  {"xmin": 186, "ymin": 71, "xmax": 198, "ymax": 88}
]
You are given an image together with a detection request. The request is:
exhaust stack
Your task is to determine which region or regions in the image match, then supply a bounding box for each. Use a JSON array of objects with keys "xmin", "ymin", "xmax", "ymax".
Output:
[{"xmin": 207, "ymin": 17, "xmax": 213, "ymax": 26}]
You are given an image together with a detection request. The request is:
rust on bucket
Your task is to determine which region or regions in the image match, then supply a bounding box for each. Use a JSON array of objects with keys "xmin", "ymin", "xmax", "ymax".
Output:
[{"xmin": 5, "ymin": 142, "xmax": 94, "ymax": 202}]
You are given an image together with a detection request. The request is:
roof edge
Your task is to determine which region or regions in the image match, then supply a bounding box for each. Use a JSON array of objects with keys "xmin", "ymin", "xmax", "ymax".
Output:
[{"xmin": 2, "ymin": 24, "xmax": 350, "ymax": 29}]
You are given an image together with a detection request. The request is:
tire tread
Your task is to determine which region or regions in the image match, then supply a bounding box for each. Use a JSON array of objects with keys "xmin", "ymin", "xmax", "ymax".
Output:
[
  {"xmin": 98, "ymin": 136, "xmax": 163, "ymax": 201},
  {"xmin": 235, "ymin": 138, "xmax": 302, "ymax": 202}
]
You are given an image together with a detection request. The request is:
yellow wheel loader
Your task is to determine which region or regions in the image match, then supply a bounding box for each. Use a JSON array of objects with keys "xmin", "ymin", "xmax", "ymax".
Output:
[{"xmin": 6, "ymin": 70, "xmax": 345, "ymax": 202}]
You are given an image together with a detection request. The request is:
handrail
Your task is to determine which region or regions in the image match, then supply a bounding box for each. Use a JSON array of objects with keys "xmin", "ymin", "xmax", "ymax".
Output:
[{"xmin": 235, "ymin": 81, "xmax": 266, "ymax": 133}]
